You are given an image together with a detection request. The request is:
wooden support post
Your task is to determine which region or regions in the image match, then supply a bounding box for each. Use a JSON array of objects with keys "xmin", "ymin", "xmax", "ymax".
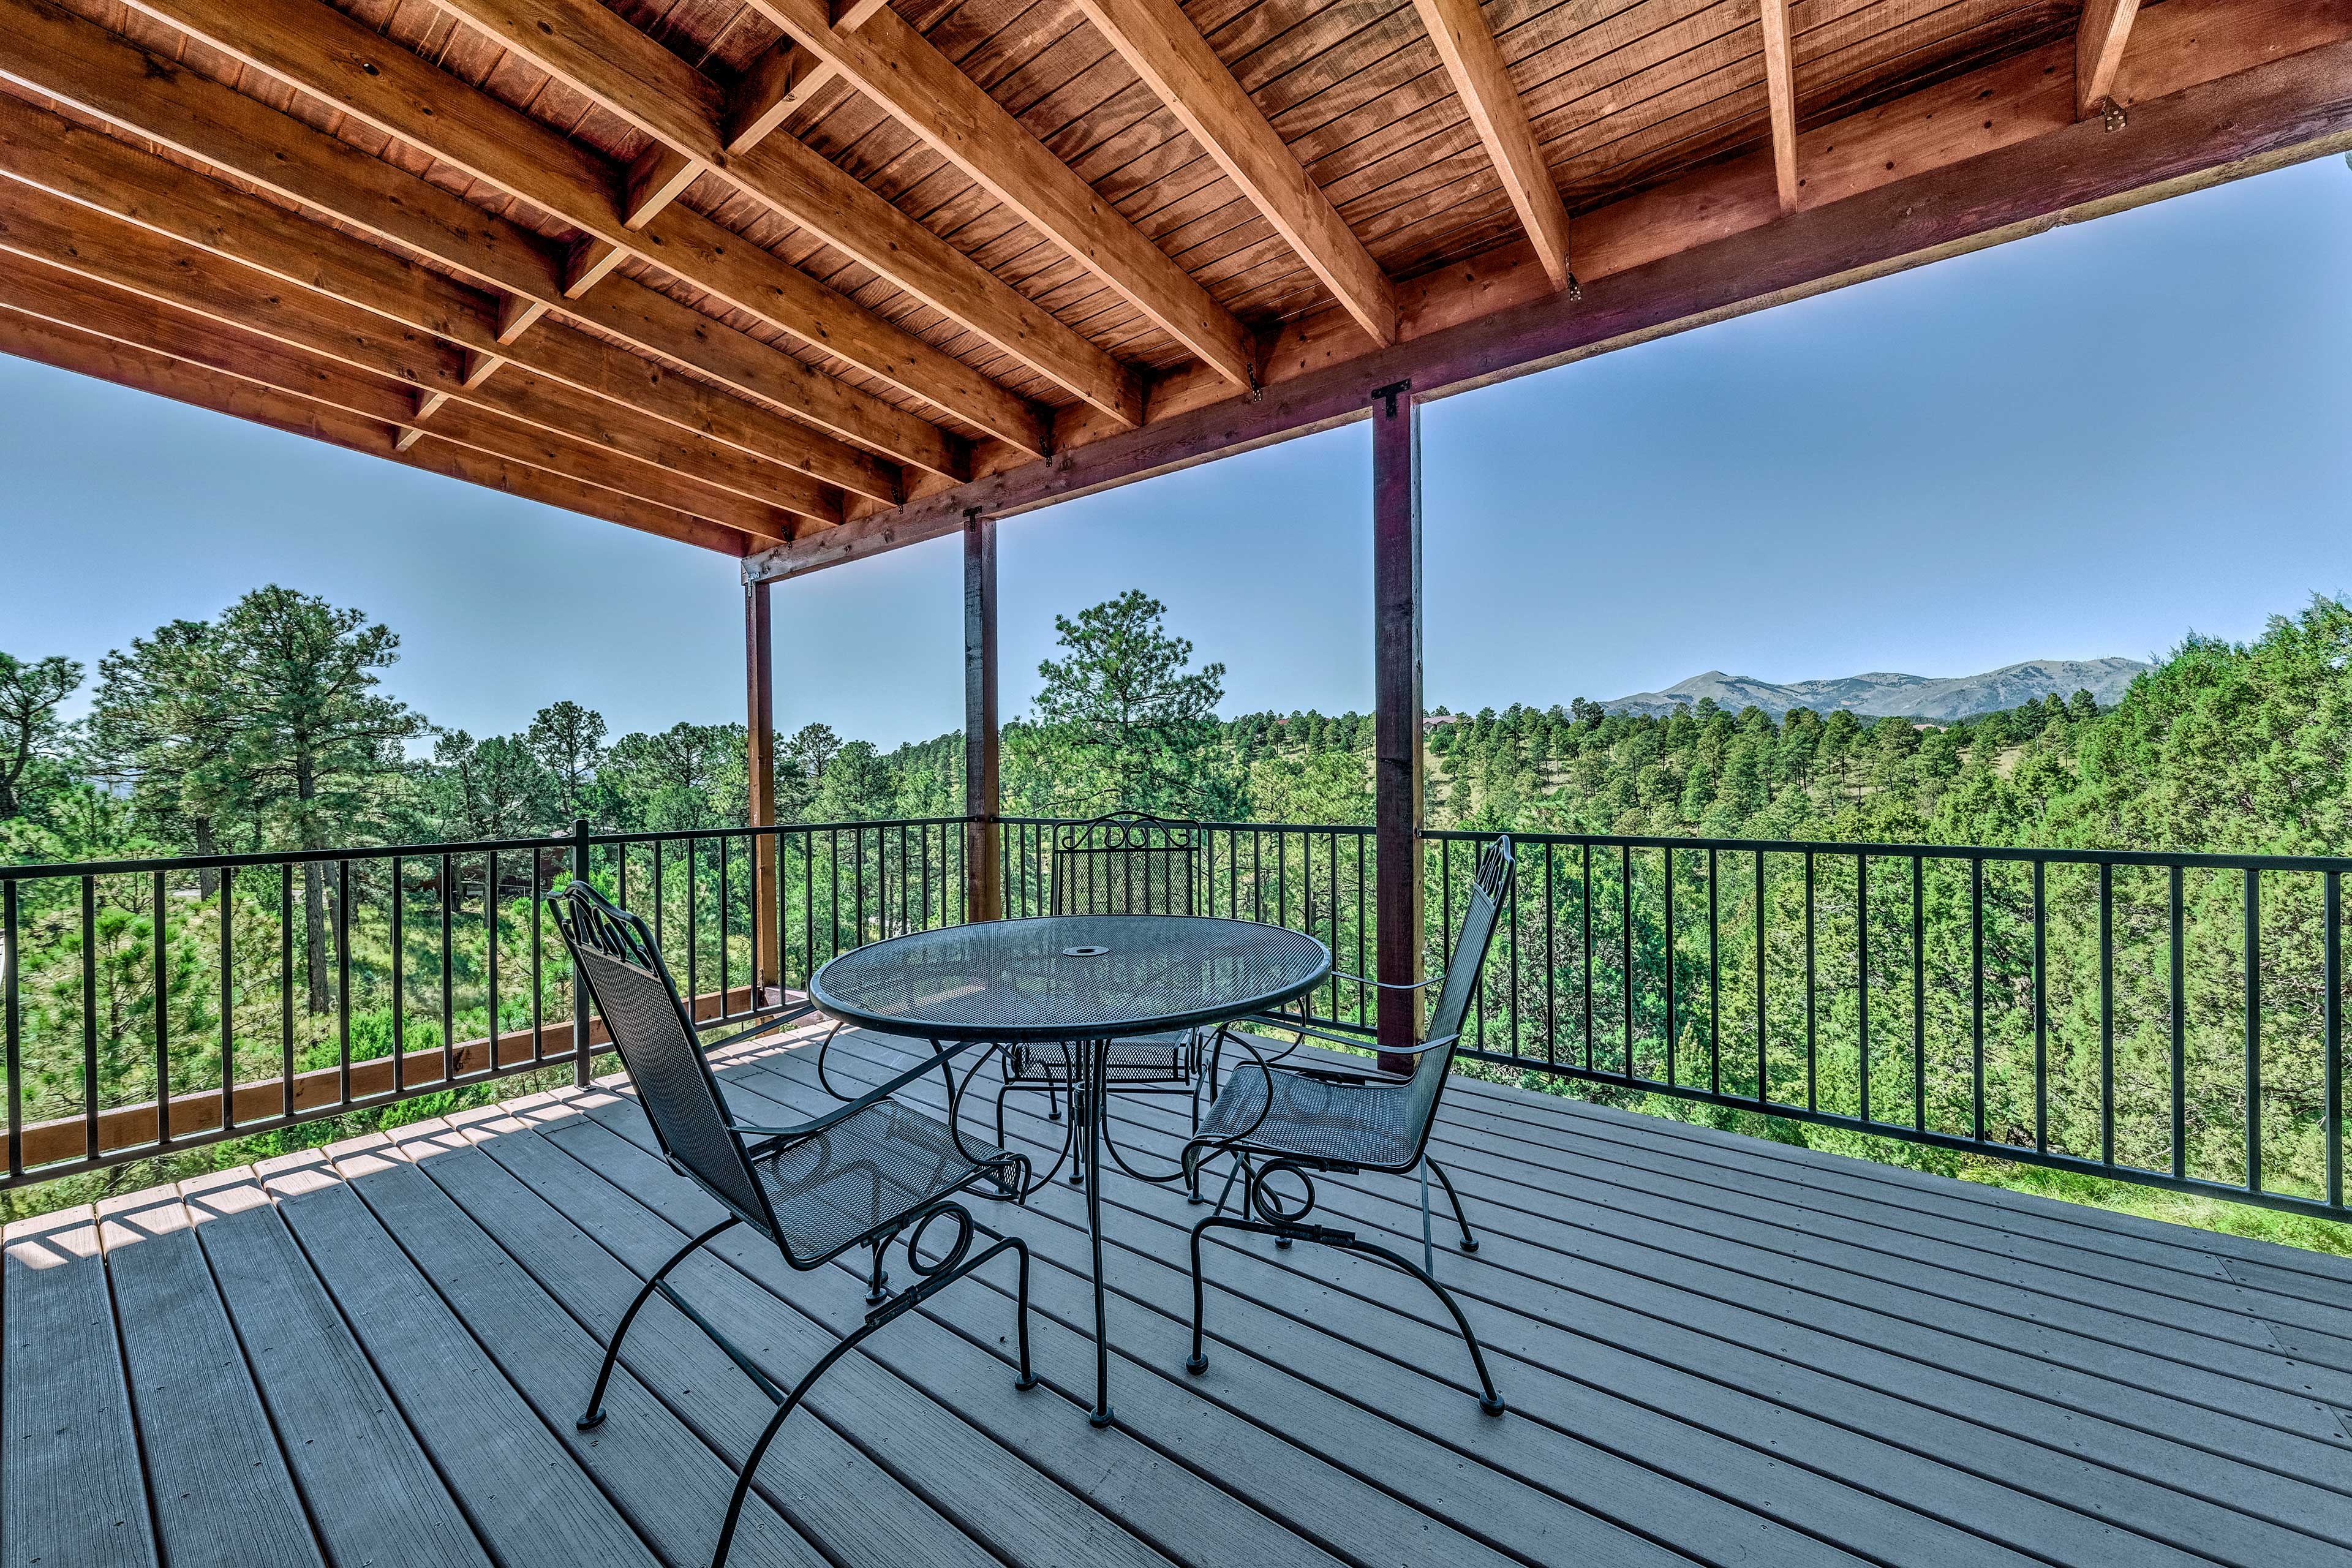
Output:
[
  {"xmin": 1371, "ymin": 380, "xmax": 1424, "ymax": 1073},
  {"xmin": 745, "ymin": 576, "xmax": 781, "ymax": 994},
  {"xmin": 963, "ymin": 508, "xmax": 1003, "ymax": 922}
]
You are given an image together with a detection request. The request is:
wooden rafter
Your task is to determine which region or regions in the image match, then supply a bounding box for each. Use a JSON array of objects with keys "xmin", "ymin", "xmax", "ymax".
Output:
[
  {"xmin": 0, "ymin": 304, "xmax": 744, "ymax": 553},
  {"xmin": 105, "ymin": 0, "xmax": 992, "ymax": 476},
  {"xmin": 2078, "ymin": 0, "xmax": 2144, "ymax": 118},
  {"xmin": 1072, "ymin": 0, "xmax": 1395, "ymax": 345},
  {"xmin": 1758, "ymin": 0, "xmax": 1801, "ymax": 214},
  {"xmin": 412, "ymin": 0, "xmax": 1131, "ymax": 439},
  {"xmin": 0, "ymin": 189, "xmax": 802, "ymax": 542},
  {"xmin": 0, "ymin": 89, "xmax": 843, "ymax": 525},
  {"xmin": 740, "ymin": 0, "xmax": 1259, "ymax": 388},
  {"xmin": 1410, "ymin": 0, "xmax": 1575, "ymax": 294}
]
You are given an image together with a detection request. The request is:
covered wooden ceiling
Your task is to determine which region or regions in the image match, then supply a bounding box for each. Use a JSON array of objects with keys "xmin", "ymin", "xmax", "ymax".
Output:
[{"xmin": 0, "ymin": 0, "xmax": 2342, "ymax": 569}]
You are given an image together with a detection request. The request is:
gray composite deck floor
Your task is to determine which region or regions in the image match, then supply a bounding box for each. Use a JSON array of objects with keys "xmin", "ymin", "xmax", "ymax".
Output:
[{"xmin": 8, "ymin": 1018, "xmax": 2352, "ymax": 1568}]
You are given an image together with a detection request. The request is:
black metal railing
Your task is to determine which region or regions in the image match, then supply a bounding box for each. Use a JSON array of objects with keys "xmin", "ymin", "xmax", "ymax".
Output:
[
  {"xmin": 8, "ymin": 813, "xmax": 2345, "ymax": 1227},
  {"xmin": 0, "ymin": 817, "xmax": 964, "ymax": 1189}
]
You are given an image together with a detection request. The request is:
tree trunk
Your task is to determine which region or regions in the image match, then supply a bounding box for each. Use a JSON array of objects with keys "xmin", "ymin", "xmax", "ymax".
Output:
[{"xmin": 194, "ymin": 816, "xmax": 219, "ymax": 899}]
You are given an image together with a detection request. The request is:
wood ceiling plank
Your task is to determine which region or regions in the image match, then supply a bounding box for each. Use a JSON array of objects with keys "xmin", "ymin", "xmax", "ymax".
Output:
[
  {"xmin": 0, "ymin": 304, "xmax": 744, "ymax": 552},
  {"xmin": 743, "ymin": 0, "xmax": 1258, "ymax": 385},
  {"xmin": 1411, "ymin": 0, "xmax": 1574, "ymax": 292},
  {"xmin": 1072, "ymin": 0, "xmax": 1395, "ymax": 342}
]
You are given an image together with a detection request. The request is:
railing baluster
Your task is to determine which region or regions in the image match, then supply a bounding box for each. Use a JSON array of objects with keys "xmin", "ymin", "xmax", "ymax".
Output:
[
  {"xmin": 1804, "ymin": 851, "xmax": 1816, "ymax": 1112},
  {"xmin": 81, "ymin": 875, "xmax": 97, "ymax": 1161},
  {"xmin": 5, "ymin": 880, "xmax": 20, "ymax": 1179},
  {"xmin": 154, "ymin": 869, "xmax": 170, "ymax": 1145},
  {"xmin": 2244, "ymin": 868, "xmax": 2261, "ymax": 1194},
  {"xmin": 391, "ymin": 858, "xmax": 405, "ymax": 1093},
  {"xmin": 1707, "ymin": 847, "xmax": 1719, "ymax": 1097},
  {"xmin": 440, "ymin": 852, "xmax": 455, "ymax": 1087},
  {"xmin": 221, "ymin": 867, "xmax": 236, "ymax": 1133},
  {"xmin": 1971, "ymin": 857, "xmax": 1985, "ymax": 1145},
  {"xmin": 1662, "ymin": 846, "xmax": 1675, "ymax": 1087},
  {"xmin": 1913, "ymin": 854, "xmax": 1925, "ymax": 1135},
  {"xmin": 1754, "ymin": 848, "xmax": 1767, "ymax": 1106},
  {"xmin": 486, "ymin": 850, "xmax": 500, "ymax": 1063},
  {"xmin": 337, "ymin": 860, "xmax": 352, "ymax": 1106},
  {"xmin": 281, "ymin": 862, "xmax": 295, "ymax": 1118},
  {"xmin": 1620, "ymin": 843, "xmax": 1634, "ymax": 1084},
  {"xmin": 1544, "ymin": 844, "xmax": 1557, "ymax": 1066},
  {"xmin": 1581, "ymin": 842, "xmax": 1594, "ymax": 1072},
  {"xmin": 2032, "ymin": 858, "xmax": 2048, "ymax": 1156},
  {"xmin": 1858, "ymin": 852, "xmax": 1871, "ymax": 1126},
  {"xmin": 2170, "ymin": 864, "xmax": 2186, "ymax": 1181},
  {"xmin": 2099, "ymin": 862, "xmax": 2114, "ymax": 1168},
  {"xmin": 2327, "ymin": 870, "xmax": 2342, "ymax": 1213},
  {"xmin": 530, "ymin": 851, "xmax": 544, "ymax": 1061}
]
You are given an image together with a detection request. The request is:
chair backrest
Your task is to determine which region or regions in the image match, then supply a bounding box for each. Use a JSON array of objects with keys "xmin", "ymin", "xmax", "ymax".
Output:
[
  {"xmin": 1049, "ymin": 812, "xmax": 1199, "ymax": 917},
  {"xmin": 1392, "ymin": 836, "xmax": 1515, "ymax": 1164},
  {"xmin": 549, "ymin": 881, "xmax": 777, "ymax": 1236}
]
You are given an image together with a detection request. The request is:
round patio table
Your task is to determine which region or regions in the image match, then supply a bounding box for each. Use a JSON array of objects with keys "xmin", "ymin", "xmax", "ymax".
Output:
[{"xmin": 811, "ymin": 914, "xmax": 1330, "ymax": 1428}]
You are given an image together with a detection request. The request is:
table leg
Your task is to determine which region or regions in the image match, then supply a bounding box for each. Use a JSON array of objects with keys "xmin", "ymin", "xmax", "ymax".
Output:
[{"xmin": 1085, "ymin": 1036, "xmax": 1114, "ymax": 1428}]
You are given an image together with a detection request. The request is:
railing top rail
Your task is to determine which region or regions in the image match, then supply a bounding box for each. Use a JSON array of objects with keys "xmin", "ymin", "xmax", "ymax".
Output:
[
  {"xmin": 0, "ymin": 816, "xmax": 973, "ymax": 881},
  {"xmin": 1419, "ymin": 826, "xmax": 2352, "ymax": 874}
]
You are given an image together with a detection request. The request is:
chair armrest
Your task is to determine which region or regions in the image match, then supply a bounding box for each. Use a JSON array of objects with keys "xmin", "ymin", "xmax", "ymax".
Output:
[
  {"xmin": 1328, "ymin": 968, "xmax": 1446, "ymax": 992},
  {"xmin": 1235, "ymin": 1013, "xmax": 1376, "ymax": 1050},
  {"xmin": 731, "ymin": 1038, "xmax": 978, "ymax": 1145}
]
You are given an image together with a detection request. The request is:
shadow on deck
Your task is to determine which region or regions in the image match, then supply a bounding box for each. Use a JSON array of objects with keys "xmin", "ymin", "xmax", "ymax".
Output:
[{"xmin": 8, "ymin": 1021, "xmax": 2352, "ymax": 1567}]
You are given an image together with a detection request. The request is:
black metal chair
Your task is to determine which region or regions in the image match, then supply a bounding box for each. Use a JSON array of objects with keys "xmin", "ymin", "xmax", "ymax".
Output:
[
  {"xmin": 549, "ymin": 881, "xmax": 1037, "ymax": 1568},
  {"xmin": 1179, "ymin": 836, "xmax": 1515, "ymax": 1416},
  {"xmin": 993, "ymin": 813, "xmax": 1215, "ymax": 1188}
]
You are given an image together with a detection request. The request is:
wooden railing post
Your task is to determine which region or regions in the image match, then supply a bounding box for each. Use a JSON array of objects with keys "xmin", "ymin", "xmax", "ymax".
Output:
[
  {"xmin": 1371, "ymin": 380, "xmax": 1424, "ymax": 1073},
  {"xmin": 963, "ymin": 507, "xmax": 1003, "ymax": 922},
  {"xmin": 745, "ymin": 575, "xmax": 781, "ymax": 993}
]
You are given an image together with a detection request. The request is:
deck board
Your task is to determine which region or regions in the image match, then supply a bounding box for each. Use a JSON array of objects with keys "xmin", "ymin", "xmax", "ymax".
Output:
[{"xmin": 9, "ymin": 1016, "xmax": 2352, "ymax": 1568}]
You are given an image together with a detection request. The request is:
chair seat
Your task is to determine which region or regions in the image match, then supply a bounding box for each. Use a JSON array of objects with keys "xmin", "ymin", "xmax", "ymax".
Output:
[
  {"xmin": 1003, "ymin": 1031, "xmax": 1194, "ymax": 1086},
  {"xmin": 1197, "ymin": 1065, "xmax": 1420, "ymax": 1170},
  {"xmin": 747, "ymin": 1098, "xmax": 1009, "ymax": 1264}
]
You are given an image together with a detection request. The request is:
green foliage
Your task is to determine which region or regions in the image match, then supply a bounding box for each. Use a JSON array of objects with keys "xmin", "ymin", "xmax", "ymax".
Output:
[{"xmin": 1030, "ymin": 590, "xmax": 1230, "ymax": 815}]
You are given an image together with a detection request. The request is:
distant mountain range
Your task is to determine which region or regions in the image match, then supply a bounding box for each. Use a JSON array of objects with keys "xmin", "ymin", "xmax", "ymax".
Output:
[{"xmin": 1599, "ymin": 658, "xmax": 2151, "ymax": 722}]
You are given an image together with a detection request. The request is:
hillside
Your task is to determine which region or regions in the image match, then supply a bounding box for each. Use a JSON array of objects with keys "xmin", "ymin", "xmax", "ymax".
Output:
[{"xmin": 1600, "ymin": 657, "xmax": 2149, "ymax": 722}]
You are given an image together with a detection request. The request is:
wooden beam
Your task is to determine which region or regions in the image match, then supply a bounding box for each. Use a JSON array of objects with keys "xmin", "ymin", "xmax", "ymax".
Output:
[
  {"xmin": 102, "ymin": 0, "xmax": 972, "ymax": 478},
  {"xmin": 0, "ymin": 304, "xmax": 745, "ymax": 554},
  {"xmin": 113, "ymin": 0, "xmax": 1057, "ymax": 451},
  {"xmin": 742, "ymin": 0, "xmax": 1259, "ymax": 388},
  {"xmin": 724, "ymin": 40, "xmax": 813, "ymax": 154},
  {"xmin": 1410, "ymin": 0, "xmax": 1575, "ymax": 293},
  {"xmin": 2079, "ymin": 0, "xmax": 2144, "ymax": 118},
  {"xmin": 620, "ymin": 141, "xmax": 702, "ymax": 228},
  {"xmin": 0, "ymin": 85, "xmax": 843, "ymax": 522},
  {"xmin": 1072, "ymin": 0, "xmax": 1394, "ymax": 345},
  {"xmin": 1370, "ymin": 380, "xmax": 1422, "ymax": 1072},
  {"xmin": 745, "ymin": 577, "xmax": 780, "ymax": 989},
  {"xmin": 747, "ymin": 12, "xmax": 2352, "ymax": 579},
  {"xmin": 0, "ymin": 189, "xmax": 801, "ymax": 541},
  {"xmin": 962, "ymin": 508, "xmax": 1001, "ymax": 923},
  {"xmin": 1758, "ymin": 0, "xmax": 1801, "ymax": 214}
]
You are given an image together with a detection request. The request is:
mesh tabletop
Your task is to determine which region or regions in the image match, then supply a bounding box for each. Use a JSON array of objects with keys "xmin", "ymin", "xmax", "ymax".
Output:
[{"xmin": 811, "ymin": 916, "xmax": 1330, "ymax": 1042}]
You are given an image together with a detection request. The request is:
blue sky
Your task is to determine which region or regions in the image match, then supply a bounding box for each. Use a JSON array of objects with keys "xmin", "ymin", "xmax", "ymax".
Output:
[{"xmin": 2, "ymin": 154, "xmax": 2346, "ymax": 750}]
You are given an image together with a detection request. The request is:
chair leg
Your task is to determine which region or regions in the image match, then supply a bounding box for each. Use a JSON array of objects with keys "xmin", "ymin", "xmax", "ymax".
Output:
[
  {"xmin": 865, "ymin": 1240, "xmax": 891, "ymax": 1305},
  {"xmin": 1425, "ymin": 1157, "xmax": 1480, "ymax": 1253},
  {"xmin": 706, "ymin": 1234, "xmax": 1036, "ymax": 1568},
  {"xmin": 578, "ymin": 1216, "xmax": 736, "ymax": 1430},
  {"xmin": 1183, "ymin": 1212, "xmax": 1504, "ymax": 1417}
]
